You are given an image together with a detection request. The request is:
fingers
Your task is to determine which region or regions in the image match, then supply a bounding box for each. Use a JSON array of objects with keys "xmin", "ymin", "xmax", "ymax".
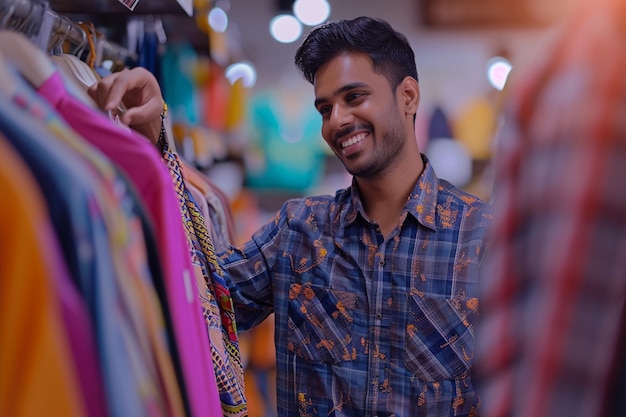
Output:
[
  {"xmin": 87, "ymin": 68, "xmax": 128, "ymax": 111},
  {"xmin": 87, "ymin": 67, "xmax": 164, "ymax": 126},
  {"xmin": 120, "ymin": 96, "xmax": 163, "ymax": 127}
]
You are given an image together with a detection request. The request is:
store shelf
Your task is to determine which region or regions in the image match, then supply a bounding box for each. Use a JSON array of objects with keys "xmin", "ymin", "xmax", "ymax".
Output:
[{"xmin": 49, "ymin": 0, "xmax": 190, "ymax": 15}]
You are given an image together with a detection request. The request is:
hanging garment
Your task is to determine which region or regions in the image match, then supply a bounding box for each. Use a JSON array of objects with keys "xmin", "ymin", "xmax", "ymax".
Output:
[
  {"xmin": 453, "ymin": 96, "xmax": 497, "ymax": 161},
  {"xmin": 0, "ymin": 85, "xmax": 165, "ymax": 417},
  {"xmin": 159, "ymin": 137, "xmax": 248, "ymax": 417},
  {"xmin": 160, "ymin": 41, "xmax": 200, "ymax": 124},
  {"xmin": 245, "ymin": 90, "xmax": 325, "ymax": 192},
  {"xmin": 180, "ymin": 159, "xmax": 234, "ymax": 253},
  {"xmin": 12, "ymin": 74, "xmax": 185, "ymax": 417},
  {"xmin": 36, "ymin": 70, "xmax": 222, "ymax": 417},
  {"xmin": 0, "ymin": 133, "xmax": 89, "ymax": 417},
  {"xmin": 204, "ymin": 176, "xmax": 238, "ymax": 249},
  {"xmin": 427, "ymin": 105, "xmax": 454, "ymax": 140}
]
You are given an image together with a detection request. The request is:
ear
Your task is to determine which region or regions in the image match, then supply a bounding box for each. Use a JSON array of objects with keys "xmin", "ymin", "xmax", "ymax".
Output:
[{"xmin": 398, "ymin": 76, "xmax": 420, "ymax": 116}]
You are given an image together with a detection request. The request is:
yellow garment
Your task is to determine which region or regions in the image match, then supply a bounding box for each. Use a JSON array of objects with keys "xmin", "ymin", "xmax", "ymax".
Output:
[
  {"xmin": 225, "ymin": 78, "xmax": 248, "ymax": 130},
  {"xmin": 453, "ymin": 96, "xmax": 497, "ymax": 160},
  {"xmin": 0, "ymin": 135, "xmax": 87, "ymax": 417}
]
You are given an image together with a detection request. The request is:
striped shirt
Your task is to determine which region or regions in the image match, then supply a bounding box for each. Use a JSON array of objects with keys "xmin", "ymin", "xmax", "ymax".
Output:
[
  {"xmin": 221, "ymin": 157, "xmax": 492, "ymax": 416},
  {"xmin": 475, "ymin": 1, "xmax": 626, "ymax": 416}
]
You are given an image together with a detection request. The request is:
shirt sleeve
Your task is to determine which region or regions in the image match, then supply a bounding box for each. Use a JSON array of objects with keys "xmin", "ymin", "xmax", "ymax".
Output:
[{"xmin": 219, "ymin": 211, "xmax": 285, "ymax": 331}]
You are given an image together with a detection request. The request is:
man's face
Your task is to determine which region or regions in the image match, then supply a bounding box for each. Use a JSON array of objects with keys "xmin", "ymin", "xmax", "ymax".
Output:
[{"xmin": 313, "ymin": 52, "xmax": 408, "ymax": 178}]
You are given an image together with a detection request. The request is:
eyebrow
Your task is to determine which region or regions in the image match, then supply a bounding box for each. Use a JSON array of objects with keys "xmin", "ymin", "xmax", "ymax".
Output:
[{"xmin": 314, "ymin": 82, "xmax": 369, "ymax": 108}]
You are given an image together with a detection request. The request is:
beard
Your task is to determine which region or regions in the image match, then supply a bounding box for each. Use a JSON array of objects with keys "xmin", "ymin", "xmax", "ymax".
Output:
[{"xmin": 343, "ymin": 114, "xmax": 407, "ymax": 179}]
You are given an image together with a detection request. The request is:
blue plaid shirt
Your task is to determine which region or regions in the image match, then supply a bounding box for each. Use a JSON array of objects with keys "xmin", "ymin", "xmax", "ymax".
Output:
[{"xmin": 221, "ymin": 157, "xmax": 493, "ymax": 417}]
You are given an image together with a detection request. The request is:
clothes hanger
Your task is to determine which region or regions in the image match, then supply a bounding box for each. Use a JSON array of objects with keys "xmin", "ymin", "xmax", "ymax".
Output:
[
  {"xmin": 10, "ymin": 0, "xmax": 33, "ymax": 34},
  {"xmin": 46, "ymin": 19, "xmax": 99, "ymax": 106},
  {"xmin": 48, "ymin": 19, "xmax": 100, "ymax": 91},
  {"xmin": 69, "ymin": 22, "xmax": 88, "ymax": 62},
  {"xmin": 77, "ymin": 21, "xmax": 96, "ymax": 69},
  {"xmin": 48, "ymin": 14, "xmax": 72, "ymax": 55},
  {"xmin": 0, "ymin": 0, "xmax": 17, "ymax": 30}
]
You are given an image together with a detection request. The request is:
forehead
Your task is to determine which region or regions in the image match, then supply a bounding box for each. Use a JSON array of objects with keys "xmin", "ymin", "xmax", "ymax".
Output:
[{"xmin": 313, "ymin": 52, "xmax": 387, "ymax": 97}]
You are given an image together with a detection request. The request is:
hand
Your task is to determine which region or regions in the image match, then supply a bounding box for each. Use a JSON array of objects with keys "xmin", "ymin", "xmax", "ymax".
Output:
[{"xmin": 88, "ymin": 67, "xmax": 164, "ymax": 144}]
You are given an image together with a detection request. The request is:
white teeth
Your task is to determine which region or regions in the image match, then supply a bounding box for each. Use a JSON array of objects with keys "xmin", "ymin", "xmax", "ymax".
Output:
[{"xmin": 340, "ymin": 133, "xmax": 366, "ymax": 149}]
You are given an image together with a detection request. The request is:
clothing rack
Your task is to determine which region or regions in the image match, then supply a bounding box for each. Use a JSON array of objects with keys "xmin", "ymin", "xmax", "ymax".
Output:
[{"xmin": 0, "ymin": 0, "xmax": 137, "ymax": 67}]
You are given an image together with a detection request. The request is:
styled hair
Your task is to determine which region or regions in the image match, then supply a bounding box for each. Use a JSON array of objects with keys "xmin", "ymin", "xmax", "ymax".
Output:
[{"xmin": 295, "ymin": 16, "xmax": 419, "ymax": 89}]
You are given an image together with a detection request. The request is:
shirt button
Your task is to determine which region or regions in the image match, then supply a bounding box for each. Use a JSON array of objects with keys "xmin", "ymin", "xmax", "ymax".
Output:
[
  {"xmin": 379, "ymin": 259, "xmax": 386, "ymax": 266},
  {"xmin": 376, "ymin": 313, "xmax": 382, "ymax": 319}
]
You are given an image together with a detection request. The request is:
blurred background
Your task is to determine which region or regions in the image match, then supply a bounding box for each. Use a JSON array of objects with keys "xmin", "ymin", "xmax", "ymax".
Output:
[
  {"xmin": 38, "ymin": 0, "xmax": 584, "ymax": 233},
  {"xmin": 0, "ymin": 0, "xmax": 584, "ymax": 415}
]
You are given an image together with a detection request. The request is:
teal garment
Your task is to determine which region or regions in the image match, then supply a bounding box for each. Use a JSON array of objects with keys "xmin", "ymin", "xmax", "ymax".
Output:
[
  {"xmin": 160, "ymin": 41, "xmax": 199, "ymax": 124},
  {"xmin": 245, "ymin": 91, "xmax": 325, "ymax": 192}
]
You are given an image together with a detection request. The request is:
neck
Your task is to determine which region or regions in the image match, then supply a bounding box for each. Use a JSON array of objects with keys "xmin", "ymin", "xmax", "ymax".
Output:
[{"xmin": 356, "ymin": 152, "xmax": 425, "ymax": 237}]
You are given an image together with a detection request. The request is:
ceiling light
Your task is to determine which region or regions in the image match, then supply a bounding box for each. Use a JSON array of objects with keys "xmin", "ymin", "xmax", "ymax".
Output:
[
  {"xmin": 269, "ymin": 14, "xmax": 302, "ymax": 43},
  {"xmin": 293, "ymin": 0, "xmax": 331, "ymax": 26},
  {"xmin": 225, "ymin": 61, "xmax": 257, "ymax": 88},
  {"xmin": 208, "ymin": 7, "xmax": 229, "ymax": 32},
  {"xmin": 486, "ymin": 56, "xmax": 512, "ymax": 91}
]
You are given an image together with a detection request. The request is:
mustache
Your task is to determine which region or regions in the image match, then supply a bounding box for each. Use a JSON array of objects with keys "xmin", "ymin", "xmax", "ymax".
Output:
[{"xmin": 333, "ymin": 124, "xmax": 372, "ymax": 142}]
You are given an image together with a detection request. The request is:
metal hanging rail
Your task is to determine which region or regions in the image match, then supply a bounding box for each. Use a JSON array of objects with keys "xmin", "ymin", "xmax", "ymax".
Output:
[{"xmin": 0, "ymin": 0, "xmax": 137, "ymax": 66}]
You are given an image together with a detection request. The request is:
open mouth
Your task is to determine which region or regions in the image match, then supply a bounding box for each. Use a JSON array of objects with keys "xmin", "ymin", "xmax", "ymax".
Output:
[{"xmin": 340, "ymin": 132, "xmax": 367, "ymax": 150}]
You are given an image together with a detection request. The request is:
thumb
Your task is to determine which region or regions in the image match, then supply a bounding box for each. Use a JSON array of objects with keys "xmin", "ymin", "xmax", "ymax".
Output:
[{"xmin": 120, "ymin": 98, "xmax": 162, "ymax": 126}]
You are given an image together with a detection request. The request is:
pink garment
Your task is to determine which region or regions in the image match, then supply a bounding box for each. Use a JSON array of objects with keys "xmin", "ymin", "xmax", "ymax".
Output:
[{"xmin": 38, "ymin": 72, "xmax": 222, "ymax": 417}]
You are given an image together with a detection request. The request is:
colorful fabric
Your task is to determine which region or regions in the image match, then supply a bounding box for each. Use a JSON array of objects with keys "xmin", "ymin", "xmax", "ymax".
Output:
[
  {"xmin": 2, "ymin": 77, "xmax": 163, "ymax": 417},
  {"xmin": 474, "ymin": 1, "xmax": 626, "ymax": 416},
  {"xmin": 180, "ymin": 159, "xmax": 234, "ymax": 252},
  {"xmin": 37, "ymin": 71, "xmax": 223, "ymax": 417},
  {"xmin": 158, "ymin": 137, "xmax": 247, "ymax": 416},
  {"xmin": 0, "ymin": 133, "xmax": 88, "ymax": 417},
  {"xmin": 221, "ymin": 156, "xmax": 492, "ymax": 416}
]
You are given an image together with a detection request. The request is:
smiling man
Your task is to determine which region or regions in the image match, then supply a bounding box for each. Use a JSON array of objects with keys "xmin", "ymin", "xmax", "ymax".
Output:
[
  {"xmin": 87, "ymin": 16, "xmax": 493, "ymax": 417},
  {"xmin": 219, "ymin": 17, "xmax": 493, "ymax": 416}
]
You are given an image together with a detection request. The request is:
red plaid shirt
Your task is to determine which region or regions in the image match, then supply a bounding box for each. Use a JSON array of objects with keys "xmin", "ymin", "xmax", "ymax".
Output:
[{"xmin": 475, "ymin": 1, "xmax": 626, "ymax": 416}]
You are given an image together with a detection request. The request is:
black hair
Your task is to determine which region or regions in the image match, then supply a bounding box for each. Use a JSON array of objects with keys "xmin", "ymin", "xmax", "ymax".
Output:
[{"xmin": 295, "ymin": 16, "xmax": 419, "ymax": 89}]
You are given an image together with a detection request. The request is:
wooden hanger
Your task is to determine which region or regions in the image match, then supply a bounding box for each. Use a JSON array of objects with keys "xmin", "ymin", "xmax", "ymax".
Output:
[{"xmin": 77, "ymin": 21, "xmax": 97, "ymax": 69}]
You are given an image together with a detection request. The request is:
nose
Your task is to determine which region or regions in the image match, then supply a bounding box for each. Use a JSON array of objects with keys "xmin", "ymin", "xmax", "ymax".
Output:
[{"xmin": 329, "ymin": 103, "xmax": 352, "ymax": 130}]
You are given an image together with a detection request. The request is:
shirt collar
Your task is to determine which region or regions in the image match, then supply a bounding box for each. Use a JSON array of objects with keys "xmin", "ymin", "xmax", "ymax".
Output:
[{"xmin": 343, "ymin": 154, "xmax": 439, "ymax": 232}]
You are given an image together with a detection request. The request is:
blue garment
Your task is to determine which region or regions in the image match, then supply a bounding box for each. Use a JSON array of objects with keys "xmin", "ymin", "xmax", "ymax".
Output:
[
  {"xmin": 221, "ymin": 156, "xmax": 493, "ymax": 417},
  {"xmin": 138, "ymin": 29, "xmax": 160, "ymax": 80},
  {"xmin": 0, "ymin": 87, "xmax": 153, "ymax": 417},
  {"xmin": 428, "ymin": 105, "xmax": 454, "ymax": 140}
]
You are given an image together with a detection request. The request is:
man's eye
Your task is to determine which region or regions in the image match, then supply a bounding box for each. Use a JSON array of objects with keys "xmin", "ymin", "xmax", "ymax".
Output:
[
  {"xmin": 346, "ymin": 92, "xmax": 364, "ymax": 103},
  {"xmin": 318, "ymin": 105, "xmax": 331, "ymax": 116}
]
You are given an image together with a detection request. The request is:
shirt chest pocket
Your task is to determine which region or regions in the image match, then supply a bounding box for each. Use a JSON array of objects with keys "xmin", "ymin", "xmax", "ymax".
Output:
[
  {"xmin": 404, "ymin": 294, "xmax": 476, "ymax": 382},
  {"xmin": 287, "ymin": 284, "xmax": 357, "ymax": 364}
]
